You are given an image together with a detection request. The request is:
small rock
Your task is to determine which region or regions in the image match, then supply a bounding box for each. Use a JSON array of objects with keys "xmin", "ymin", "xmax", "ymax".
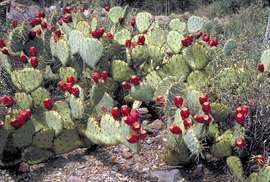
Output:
[
  {"xmin": 50, "ymin": 156, "xmax": 70, "ymax": 168},
  {"xmin": 143, "ymin": 168, "xmax": 149, "ymax": 172},
  {"xmin": 78, "ymin": 165, "xmax": 85, "ymax": 169},
  {"xmin": 119, "ymin": 177, "xmax": 129, "ymax": 181},
  {"xmin": 143, "ymin": 144, "xmax": 151, "ymax": 150},
  {"xmin": 67, "ymin": 176, "xmax": 86, "ymax": 182},
  {"xmin": 95, "ymin": 161, "xmax": 104, "ymax": 167},
  {"xmin": 112, "ymin": 165, "xmax": 118, "ymax": 171},
  {"xmin": 110, "ymin": 171, "xmax": 117, "ymax": 176},
  {"xmin": 122, "ymin": 151, "xmax": 132, "ymax": 159},
  {"xmin": 137, "ymin": 107, "xmax": 148, "ymax": 114},
  {"xmin": 147, "ymin": 119, "xmax": 164, "ymax": 130},
  {"xmin": 196, "ymin": 164, "xmax": 204, "ymax": 177},
  {"xmin": 145, "ymin": 138, "xmax": 154, "ymax": 144},
  {"xmin": 151, "ymin": 169, "xmax": 182, "ymax": 182},
  {"xmin": 116, "ymin": 173, "xmax": 122, "ymax": 177},
  {"xmin": 19, "ymin": 162, "xmax": 30, "ymax": 172}
]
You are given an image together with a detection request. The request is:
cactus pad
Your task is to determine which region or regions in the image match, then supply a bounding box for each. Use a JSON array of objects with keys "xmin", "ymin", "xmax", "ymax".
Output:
[
  {"xmin": 15, "ymin": 92, "xmax": 33, "ymax": 110},
  {"xmin": 226, "ymin": 156, "xmax": 244, "ymax": 181},
  {"xmin": 108, "ymin": 7, "xmax": 124, "ymax": 24},
  {"xmin": 111, "ymin": 60, "xmax": 135, "ymax": 81},
  {"xmin": 210, "ymin": 102, "xmax": 230, "ymax": 122},
  {"xmin": 53, "ymin": 101, "xmax": 74, "ymax": 127},
  {"xmin": 59, "ymin": 67, "xmax": 78, "ymax": 83},
  {"xmin": 167, "ymin": 54, "xmax": 190, "ymax": 80},
  {"xmin": 131, "ymin": 45, "xmax": 149, "ymax": 60},
  {"xmin": 114, "ymin": 29, "xmax": 131, "ymax": 45},
  {"xmin": 90, "ymin": 81, "xmax": 106, "ymax": 106},
  {"xmin": 76, "ymin": 21, "xmax": 91, "ymax": 36},
  {"xmin": 31, "ymin": 87, "xmax": 51, "ymax": 108},
  {"xmin": 69, "ymin": 94, "xmax": 84, "ymax": 119},
  {"xmin": 169, "ymin": 19, "xmax": 186, "ymax": 33},
  {"xmin": 187, "ymin": 89, "xmax": 201, "ymax": 115},
  {"xmin": 259, "ymin": 166, "xmax": 270, "ymax": 182},
  {"xmin": 210, "ymin": 129, "xmax": 233, "ymax": 158},
  {"xmin": 100, "ymin": 114, "xmax": 121, "ymax": 145},
  {"xmin": 131, "ymin": 83, "xmax": 153, "ymax": 101},
  {"xmin": 56, "ymin": 39, "xmax": 70, "ymax": 66},
  {"xmin": 187, "ymin": 70, "xmax": 210, "ymax": 89},
  {"xmin": 45, "ymin": 111, "xmax": 64, "ymax": 136},
  {"xmin": 148, "ymin": 28, "xmax": 166, "ymax": 47},
  {"xmin": 136, "ymin": 12, "xmax": 153, "ymax": 34},
  {"xmin": 184, "ymin": 129, "xmax": 201, "ymax": 155},
  {"xmin": 20, "ymin": 68, "xmax": 43, "ymax": 93},
  {"xmin": 69, "ymin": 30, "xmax": 84, "ymax": 55},
  {"xmin": 165, "ymin": 147, "xmax": 189, "ymax": 166},
  {"xmin": 153, "ymin": 76, "xmax": 178, "ymax": 101},
  {"xmin": 0, "ymin": 52, "xmax": 12, "ymax": 73},
  {"xmin": 32, "ymin": 128, "xmax": 54, "ymax": 149},
  {"xmin": 0, "ymin": 127, "xmax": 8, "ymax": 155},
  {"xmin": 223, "ymin": 39, "xmax": 237, "ymax": 55},
  {"xmin": 187, "ymin": 16, "xmax": 204, "ymax": 33},
  {"xmin": 22, "ymin": 146, "xmax": 53, "ymax": 164},
  {"xmin": 94, "ymin": 92, "xmax": 114, "ymax": 115},
  {"xmin": 85, "ymin": 117, "xmax": 101, "ymax": 144},
  {"xmin": 166, "ymin": 30, "xmax": 184, "ymax": 54}
]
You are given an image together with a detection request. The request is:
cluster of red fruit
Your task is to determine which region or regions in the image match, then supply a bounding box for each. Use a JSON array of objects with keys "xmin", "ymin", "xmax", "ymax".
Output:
[
  {"xmin": 43, "ymin": 98, "xmax": 52, "ymax": 110},
  {"xmin": 58, "ymin": 75, "xmax": 79, "ymax": 97},
  {"xmin": 29, "ymin": 11, "xmax": 46, "ymax": 28},
  {"xmin": 90, "ymin": 28, "xmax": 104, "ymax": 39},
  {"xmin": 125, "ymin": 35, "xmax": 145, "ymax": 52},
  {"xmin": 92, "ymin": 71, "xmax": 108, "ymax": 83},
  {"xmin": 258, "ymin": 63, "xmax": 264, "ymax": 73},
  {"xmin": 0, "ymin": 38, "xmax": 8, "ymax": 55},
  {"xmin": 10, "ymin": 109, "xmax": 32, "ymax": 129},
  {"xmin": 58, "ymin": 6, "xmax": 84, "ymax": 25},
  {"xmin": 28, "ymin": 47, "xmax": 38, "ymax": 68},
  {"xmin": 121, "ymin": 75, "xmax": 140, "ymax": 89},
  {"xmin": 1, "ymin": 95, "xmax": 14, "ymax": 107},
  {"xmin": 234, "ymin": 105, "xmax": 248, "ymax": 148}
]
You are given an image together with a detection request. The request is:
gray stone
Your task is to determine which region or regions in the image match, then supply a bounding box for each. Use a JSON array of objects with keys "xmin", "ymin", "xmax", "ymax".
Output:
[
  {"xmin": 196, "ymin": 164, "xmax": 204, "ymax": 177},
  {"xmin": 50, "ymin": 156, "xmax": 70, "ymax": 168},
  {"xmin": 147, "ymin": 119, "xmax": 164, "ymax": 130},
  {"xmin": 150, "ymin": 169, "xmax": 182, "ymax": 182},
  {"xmin": 143, "ymin": 144, "xmax": 151, "ymax": 150},
  {"xmin": 112, "ymin": 165, "xmax": 118, "ymax": 171},
  {"xmin": 67, "ymin": 176, "xmax": 86, "ymax": 182}
]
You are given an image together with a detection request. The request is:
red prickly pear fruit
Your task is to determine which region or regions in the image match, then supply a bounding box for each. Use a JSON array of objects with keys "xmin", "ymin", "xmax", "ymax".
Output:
[
  {"xmin": 72, "ymin": 7, "xmax": 77, "ymax": 13},
  {"xmin": 174, "ymin": 96, "xmax": 183, "ymax": 108},
  {"xmin": 131, "ymin": 75, "xmax": 139, "ymax": 85},
  {"xmin": 48, "ymin": 25, "xmax": 54, "ymax": 32},
  {"xmin": 106, "ymin": 33, "xmax": 113, "ymax": 40},
  {"xmin": 72, "ymin": 86, "xmax": 79, "ymax": 97},
  {"xmin": 40, "ymin": 21, "xmax": 47, "ymax": 29},
  {"xmin": 199, "ymin": 94, "xmax": 208, "ymax": 105},
  {"xmin": 19, "ymin": 110, "xmax": 25, "ymax": 116},
  {"xmin": 105, "ymin": 7, "xmax": 109, "ymax": 11},
  {"xmin": 194, "ymin": 114, "xmax": 204, "ymax": 123},
  {"xmin": 235, "ymin": 137, "xmax": 245, "ymax": 148},
  {"xmin": 35, "ymin": 18, "xmax": 41, "ymax": 25},
  {"xmin": 43, "ymin": 98, "xmax": 52, "ymax": 110},
  {"xmin": 7, "ymin": 96, "xmax": 14, "ymax": 107},
  {"xmin": 29, "ymin": 30, "xmax": 36, "ymax": 39},
  {"xmin": 241, "ymin": 105, "xmax": 249, "ymax": 116},
  {"xmin": 0, "ymin": 120, "xmax": 4, "ymax": 129},
  {"xmin": 10, "ymin": 118, "xmax": 20, "ymax": 129},
  {"xmin": 101, "ymin": 105, "xmax": 107, "ymax": 113},
  {"xmin": 58, "ymin": 20, "xmax": 63, "ymax": 25},
  {"xmin": 80, "ymin": 7, "xmax": 85, "ymax": 12},
  {"xmin": 121, "ymin": 105, "xmax": 130, "ymax": 116},
  {"xmin": 258, "ymin": 63, "xmax": 264, "ymax": 72},
  {"xmin": 12, "ymin": 20, "xmax": 17, "ymax": 28},
  {"xmin": 183, "ymin": 118, "xmax": 193, "ymax": 128},
  {"xmin": 53, "ymin": 35, "xmax": 59, "ymax": 42},
  {"xmin": 236, "ymin": 107, "xmax": 244, "ymax": 115},
  {"xmin": 55, "ymin": 29, "xmax": 61, "ymax": 36},
  {"xmin": 24, "ymin": 109, "xmax": 31, "ymax": 120},
  {"xmin": 30, "ymin": 20, "xmax": 36, "ymax": 27},
  {"xmin": 39, "ymin": 11, "xmax": 45, "ymax": 18},
  {"xmin": 157, "ymin": 95, "xmax": 165, "ymax": 104},
  {"xmin": 101, "ymin": 71, "xmax": 108, "ymax": 81},
  {"xmin": 92, "ymin": 30, "xmax": 99, "ymax": 38},
  {"xmin": 30, "ymin": 57, "xmax": 38, "ymax": 68},
  {"xmin": 125, "ymin": 39, "xmax": 131, "ymax": 48},
  {"xmin": 203, "ymin": 33, "xmax": 210, "ymax": 42},
  {"xmin": 169, "ymin": 124, "xmax": 182, "ymax": 134},
  {"xmin": 97, "ymin": 28, "xmax": 104, "ymax": 37},
  {"xmin": 1, "ymin": 47, "xmax": 8, "ymax": 55},
  {"xmin": 236, "ymin": 113, "xmax": 245, "ymax": 125},
  {"xmin": 118, "ymin": 16, "xmax": 124, "ymax": 23},
  {"xmin": 208, "ymin": 39, "xmax": 215, "ymax": 47},
  {"xmin": 213, "ymin": 38, "xmax": 218, "ymax": 46},
  {"xmin": 29, "ymin": 47, "xmax": 37, "ymax": 56},
  {"xmin": 138, "ymin": 35, "xmax": 145, "ymax": 44},
  {"xmin": 181, "ymin": 38, "xmax": 188, "ymax": 46},
  {"xmin": 126, "ymin": 134, "xmax": 138, "ymax": 143},
  {"xmin": 132, "ymin": 122, "xmax": 141, "ymax": 132},
  {"xmin": 35, "ymin": 14, "xmax": 40, "ymax": 18},
  {"xmin": 130, "ymin": 109, "xmax": 139, "ymax": 122},
  {"xmin": 58, "ymin": 81, "xmax": 66, "ymax": 90},
  {"xmin": 1, "ymin": 96, "xmax": 9, "ymax": 105},
  {"xmin": 132, "ymin": 41, "xmax": 138, "ymax": 48},
  {"xmin": 131, "ymin": 20, "xmax": 135, "ymax": 26},
  {"xmin": 92, "ymin": 72, "xmax": 101, "ymax": 83},
  {"xmin": 18, "ymin": 112, "xmax": 26, "ymax": 125},
  {"xmin": 124, "ymin": 116, "xmax": 135, "ymax": 126},
  {"xmin": 203, "ymin": 115, "xmax": 212, "ymax": 124},
  {"xmin": 0, "ymin": 38, "xmax": 5, "ymax": 48},
  {"xmin": 66, "ymin": 83, "xmax": 73, "ymax": 94},
  {"xmin": 256, "ymin": 155, "xmax": 265, "ymax": 165},
  {"xmin": 65, "ymin": 6, "xmax": 71, "ymax": 13},
  {"xmin": 196, "ymin": 31, "xmax": 202, "ymax": 38},
  {"xmin": 63, "ymin": 17, "xmax": 69, "ymax": 23},
  {"xmin": 139, "ymin": 129, "xmax": 147, "ymax": 139},
  {"xmin": 122, "ymin": 81, "xmax": 131, "ymax": 89},
  {"xmin": 180, "ymin": 107, "xmax": 190, "ymax": 119},
  {"xmin": 67, "ymin": 75, "xmax": 75, "ymax": 84},
  {"xmin": 187, "ymin": 34, "xmax": 193, "ymax": 42},
  {"xmin": 66, "ymin": 14, "xmax": 72, "ymax": 22},
  {"xmin": 202, "ymin": 102, "xmax": 211, "ymax": 114},
  {"xmin": 111, "ymin": 107, "xmax": 120, "ymax": 119},
  {"xmin": 36, "ymin": 29, "xmax": 42, "ymax": 36}
]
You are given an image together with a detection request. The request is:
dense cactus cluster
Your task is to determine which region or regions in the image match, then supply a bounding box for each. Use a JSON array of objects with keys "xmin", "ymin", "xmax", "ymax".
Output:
[{"xmin": 1, "ymin": 4, "xmax": 270, "ymax": 181}]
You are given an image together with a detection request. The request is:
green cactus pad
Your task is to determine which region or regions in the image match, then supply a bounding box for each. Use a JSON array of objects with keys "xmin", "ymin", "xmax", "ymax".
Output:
[
  {"xmin": 183, "ymin": 42, "xmax": 210, "ymax": 70},
  {"xmin": 145, "ymin": 70, "xmax": 162, "ymax": 89},
  {"xmin": 91, "ymin": 17, "xmax": 97, "ymax": 31},
  {"xmin": 165, "ymin": 147, "xmax": 189, "ymax": 166},
  {"xmin": 210, "ymin": 102, "xmax": 230, "ymax": 122},
  {"xmin": 114, "ymin": 29, "xmax": 131, "ymax": 45},
  {"xmin": 167, "ymin": 54, "xmax": 190, "ymax": 80},
  {"xmin": 258, "ymin": 166, "xmax": 270, "ymax": 182},
  {"xmin": 11, "ymin": 119, "xmax": 35, "ymax": 148},
  {"xmin": 111, "ymin": 60, "xmax": 135, "ymax": 81},
  {"xmin": 32, "ymin": 128, "xmax": 54, "ymax": 149},
  {"xmin": 76, "ymin": 21, "xmax": 91, "ymax": 36},
  {"xmin": 131, "ymin": 83, "xmax": 153, "ymax": 101},
  {"xmin": 187, "ymin": 89, "xmax": 201, "ymax": 116},
  {"xmin": 20, "ymin": 68, "xmax": 43, "ymax": 93},
  {"xmin": 148, "ymin": 45, "xmax": 164, "ymax": 67},
  {"xmin": 148, "ymin": 28, "xmax": 166, "ymax": 47},
  {"xmin": 184, "ymin": 129, "xmax": 201, "ymax": 155},
  {"xmin": 53, "ymin": 126, "xmax": 81, "ymax": 155},
  {"xmin": 15, "ymin": 92, "xmax": 33, "ymax": 110},
  {"xmin": 217, "ymin": 68, "xmax": 245, "ymax": 89},
  {"xmin": 136, "ymin": 12, "xmax": 153, "ymax": 34},
  {"xmin": 69, "ymin": 30, "xmax": 84, "ymax": 55},
  {"xmin": 108, "ymin": 7, "xmax": 123, "ymax": 24},
  {"xmin": 187, "ymin": 70, "xmax": 210, "ymax": 89},
  {"xmin": 59, "ymin": 67, "xmax": 78, "ymax": 83},
  {"xmin": 69, "ymin": 94, "xmax": 84, "ymax": 119},
  {"xmin": 56, "ymin": 39, "xmax": 70, "ymax": 66},
  {"xmin": 226, "ymin": 156, "xmax": 244, "ymax": 181},
  {"xmin": 22, "ymin": 146, "xmax": 53, "ymax": 165},
  {"xmin": 20, "ymin": 20, "xmax": 30, "ymax": 42},
  {"xmin": 44, "ymin": 65, "xmax": 59, "ymax": 80},
  {"xmin": 100, "ymin": 114, "xmax": 121, "ymax": 145},
  {"xmin": 166, "ymin": 31, "xmax": 184, "ymax": 54},
  {"xmin": 231, "ymin": 123, "xmax": 245, "ymax": 147},
  {"xmin": 131, "ymin": 45, "xmax": 149, "ymax": 60},
  {"xmin": 0, "ymin": 53, "xmax": 12, "ymax": 74},
  {"xmin": 94, "ymin": 92, "xmax": 114, "ymax": 115},
  {"xmin": 79, "ymin": 38, "xmax": 103, "ymax": 68},
  {"xmin": 153, "ymin": 76, "xmax": 179, "ymax": 101},
  {"xmin": 53, "ymin": 101, "xmax": 74, "ymax": 127},
  {"xmin": 11, "ymin": 70, "xmax": 23, "ymax": 89},
  {"xmin": 121, "ymin": 119, "xmax": 142, "ymax": 153},
  {"xmin": 223, "ymin": 39, "xmax": 237, "ymax": 55},
  {"xmin": 187, "ymin": 16, "xmax": 204, "ymax": 33},
  {"xmin": 85, "ymin": 117, "xmax": 101, "ymax": 144},
  {"xmin": 25, "ymin": 36, "xmax": 45, "ymax": 57},
  {"xmin": 169, "ymin": 19, "xmax": 186, "ymax": 33},
  {"xmin": 208, "ymin": 121, "xmax": 220, "ymax": 139},
  {"xmin": 247, "ymin": 173, "xmax": 258, "ymax": 182},
  {"xmin": 8, "ymin": 28, "xmax": 24, "ymax": 53},
  {"xmin": 45, "ymin": 111, "xmax": 64, "ymax": 136},
  {"xmin": 210, "ymin": 129, "xmax": 233, "ymax": 158},
  {"xmin": 61, "ymin": 22, "xmax": 73, "ymax": 35},
  {"xmin": 0, "ymin": 127, "xmax": 8, "ymax": 155},
  {"xmin": 90, "ymin": 81, "xmax": 106, "ymax": 106},
  {"xmin": 31, "ymin": 87, "xmax": 51, "ymax": 108}
]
